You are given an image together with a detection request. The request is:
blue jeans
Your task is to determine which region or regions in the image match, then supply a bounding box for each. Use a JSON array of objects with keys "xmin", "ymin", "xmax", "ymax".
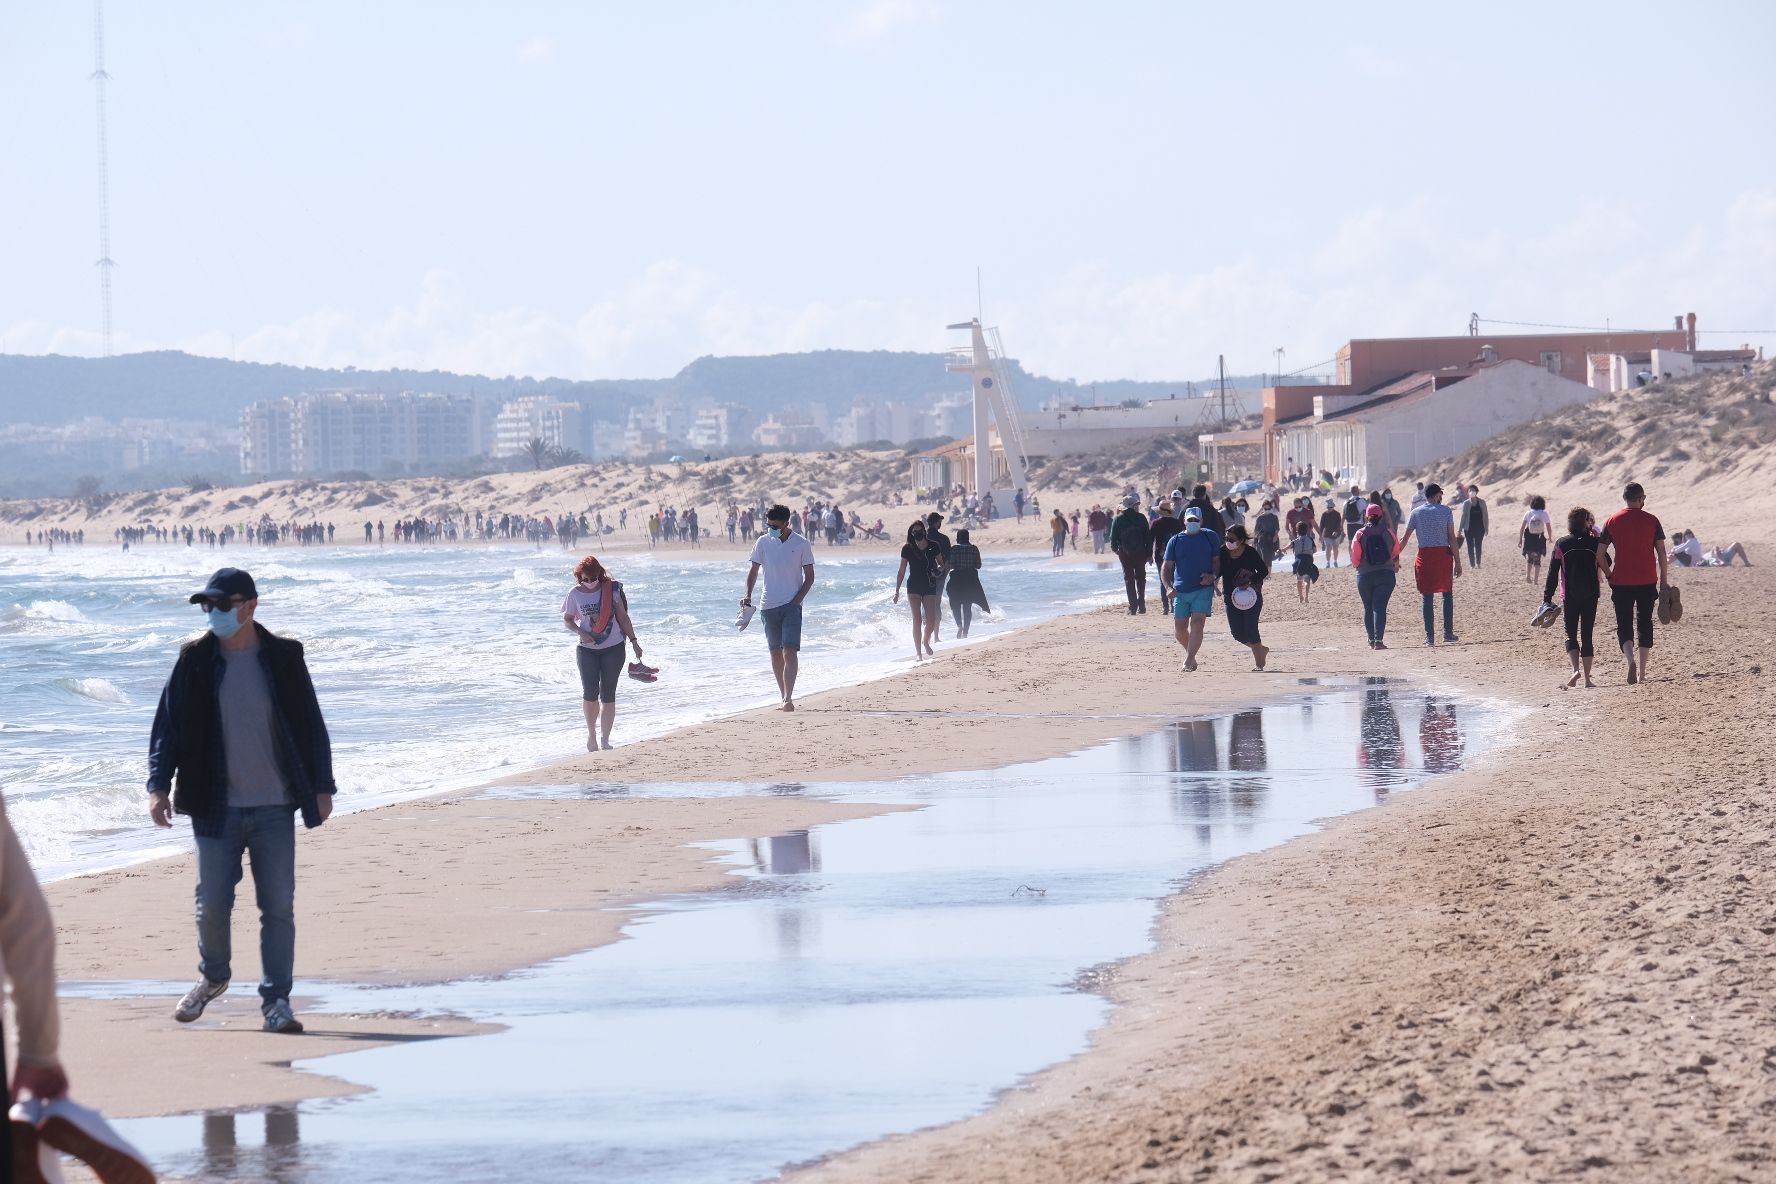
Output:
[
  {"xmin": 1357, "ymin": 570, "xmax": 1395, "ymax": 642},
  {"xmin": 195, "ymin": 805, "xmax": 296, "ymax": 1010},
  {"xmin": 1422, "ymin": 590, "xmax": 1455, "ymax": 641}
]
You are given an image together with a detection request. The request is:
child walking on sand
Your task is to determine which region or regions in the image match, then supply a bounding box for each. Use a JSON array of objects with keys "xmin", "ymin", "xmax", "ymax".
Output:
[{"xmin": 1291, "ymin": 520, "xmax": 1319, "ymax": 604}]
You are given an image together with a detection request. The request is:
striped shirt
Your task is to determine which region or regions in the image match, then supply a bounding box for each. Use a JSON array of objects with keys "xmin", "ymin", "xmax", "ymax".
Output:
[{"xmin": 1407, "ymin": 502, "xmax": 1456, "ymax": 549}]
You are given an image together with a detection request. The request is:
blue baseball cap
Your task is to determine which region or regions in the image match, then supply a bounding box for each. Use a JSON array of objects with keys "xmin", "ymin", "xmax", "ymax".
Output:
[{"xmin": 188, "ymin": 568, "xmax": 259, "ymax": 604}]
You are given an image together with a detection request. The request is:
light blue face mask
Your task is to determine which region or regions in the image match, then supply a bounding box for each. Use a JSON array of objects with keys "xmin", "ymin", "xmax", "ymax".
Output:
[
  {"xmin": 206, "ymin": 606, "xmax": 243, "ymax": 639},
  {"xmin": 1184, "ymin": 520, "xmax": 1201, "ymax": 534}
]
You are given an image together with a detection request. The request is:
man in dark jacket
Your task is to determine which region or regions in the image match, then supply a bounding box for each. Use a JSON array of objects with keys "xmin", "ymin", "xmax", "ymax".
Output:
[
  {"xmin": 1187, "ymin": 485, "xmax": 1226, "ymax": 539},
  {"xmin": 1149, "ymin": 501, "xmax": 1183, "ymax": 615},
  {"xmin": 147, "ymin": 568, "xmax": 335, "ymax": 1035},
  {"xmin": 1108, "ymin": 494, "xmax": 1153, "ymax": 614},
  {"xmin": 1459, "ymin": 485, "xmax": 1489, "ymax": 568}
]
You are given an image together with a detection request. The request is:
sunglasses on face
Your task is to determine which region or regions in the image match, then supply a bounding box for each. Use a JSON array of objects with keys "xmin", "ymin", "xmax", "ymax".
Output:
[{"xmin": 196, "ymin": 597, "xmax": 246, "ymax": 612}]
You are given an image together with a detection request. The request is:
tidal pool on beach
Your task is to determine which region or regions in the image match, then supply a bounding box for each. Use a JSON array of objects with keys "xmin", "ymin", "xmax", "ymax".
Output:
[{"xmin": 108, "ymin": 681, "xmax": 1511, "ymax": 1184}]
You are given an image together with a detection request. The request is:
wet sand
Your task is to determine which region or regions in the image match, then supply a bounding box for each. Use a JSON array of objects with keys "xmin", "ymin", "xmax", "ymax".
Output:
[
  {"xmin": 43, "ymin": 531, "xmax": 1773, "ymax": 1182},
  {"xmin": 797, "ymin": 559, "xmax": 1776, "ymax": 1183}
]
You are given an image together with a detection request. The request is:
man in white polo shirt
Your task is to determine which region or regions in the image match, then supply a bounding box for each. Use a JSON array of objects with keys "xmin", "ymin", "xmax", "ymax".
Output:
[{"xmin": 743, "ymin": 504, "xmax": 816, "ymax": 712}]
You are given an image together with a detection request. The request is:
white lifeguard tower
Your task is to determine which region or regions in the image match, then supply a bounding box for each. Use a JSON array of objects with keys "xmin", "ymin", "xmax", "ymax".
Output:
[{"xmin": 944, "ymin": 319, "xmax": 1031, "ymax": 501}]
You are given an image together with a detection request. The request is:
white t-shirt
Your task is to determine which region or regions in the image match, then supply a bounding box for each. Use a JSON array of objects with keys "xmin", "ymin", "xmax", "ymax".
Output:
[
  {"xmin": 1522, "ymin": 509, "xmax": 1551, "ymax": 536},
  {"xmin": 1673, "ymin": 535, "xmax": 1703, "ymax": 564},
  {"xmin": 562, "ymin": 582, "xmax": 626, "ymax": 650},
  {"xmin": 748, "ymin": 530, "xmax": 815, "ymax": 610}
]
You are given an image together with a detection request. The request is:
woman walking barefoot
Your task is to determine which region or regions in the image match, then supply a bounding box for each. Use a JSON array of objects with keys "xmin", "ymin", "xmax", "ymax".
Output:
[
  {"xmin": 1521, "ymin": 495, "xmax": 1552, "ymax": 586},
  {"xmin": 1290, "ymin": 520, "xmax": 1319, "ymax": 604},
  {"xmin": 893, "ymin": 520, "xmax": 942, "ymax": 659},
  {"xmin": 1219, "ymin": 525, "xmax": 1270, "ymax": 670},
  {"xmin": 1543, "ymin": 506, "xmax": 1603, "ymax": 688},
  {"xmin": 561, "ymin": 555, "xmax": 642, "ymax": 751},
  {"xmin": 945, "ymin": 528, "xmax": 990, "ymax": 638}
]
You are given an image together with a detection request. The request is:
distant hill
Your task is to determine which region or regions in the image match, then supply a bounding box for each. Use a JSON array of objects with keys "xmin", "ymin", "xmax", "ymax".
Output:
[{"xmin": 0, "ymin": 348, "xmax": 1266, "ymax": 427}]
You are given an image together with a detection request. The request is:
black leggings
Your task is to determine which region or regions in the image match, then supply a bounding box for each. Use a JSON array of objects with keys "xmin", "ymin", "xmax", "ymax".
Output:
[
  {"xmin": 576, "ymin": 644, "xmax": 625, "ymax": 704},
  {"xmin": 1563, "ymin": 595, "xmax": 1598, "ymax": 657},
  {"xmin": 1225, "ymin": 591, "xmax": 1263, "ymax": 646},
  {"xmin": 1611, "ymin": 584, "xmax": 1657, "ymax": 650}
]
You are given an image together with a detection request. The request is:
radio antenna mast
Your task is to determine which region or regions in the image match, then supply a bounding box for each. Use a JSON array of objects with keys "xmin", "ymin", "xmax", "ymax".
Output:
[{"xmin": 92, "ymin": 0, "xmax": 115, "ymax": 357}]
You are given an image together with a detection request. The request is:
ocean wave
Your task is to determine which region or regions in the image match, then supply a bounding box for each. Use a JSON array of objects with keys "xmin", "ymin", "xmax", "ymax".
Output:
[
  {"xmin": 52, "ymin": 677, "xmax": 130, "ymax": 705},
  {"xmin": 4, "ymin": 599, "xmax": 89, "ymax": 625}
]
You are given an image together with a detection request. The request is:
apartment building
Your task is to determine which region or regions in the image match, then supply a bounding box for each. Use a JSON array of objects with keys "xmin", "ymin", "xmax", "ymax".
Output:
[{"xmin": 240, "ymin": 391, "xmax": 479, "ymax": 476}]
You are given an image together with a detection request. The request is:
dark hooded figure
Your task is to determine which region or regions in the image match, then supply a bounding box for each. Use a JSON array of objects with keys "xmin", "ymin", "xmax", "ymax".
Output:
[{"xmin": 944, "ymin": 528, "xmax": 991, "ymax": 638}]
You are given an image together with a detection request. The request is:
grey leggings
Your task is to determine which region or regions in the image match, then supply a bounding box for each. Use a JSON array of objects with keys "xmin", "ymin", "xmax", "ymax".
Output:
[{"xmin": 576, "ymin": 644, "xmax": 625, "ymax": 703}]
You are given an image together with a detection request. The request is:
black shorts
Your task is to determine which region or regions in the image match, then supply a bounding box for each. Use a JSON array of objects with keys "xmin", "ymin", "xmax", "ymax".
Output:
[
  {"xmin": 576, "ymin": 644, "xmax": 625, "ymax": 703},
  {"xmin": 1523, "ymin": 533, "xmax": 1547, "ymax": 558}
]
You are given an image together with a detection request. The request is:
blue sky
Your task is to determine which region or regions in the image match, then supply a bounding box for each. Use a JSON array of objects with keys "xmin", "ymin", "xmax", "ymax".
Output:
[{"xmin": 2, "ymin": 0, "xmax": 1771, "ymax": 382}]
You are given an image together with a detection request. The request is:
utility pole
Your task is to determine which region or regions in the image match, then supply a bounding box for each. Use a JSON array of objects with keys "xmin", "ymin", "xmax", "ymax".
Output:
[
  {"xmin": 1217, "ymin": 354, "xmax": 1228, "ymax": 423},
  {"xmin": 92, "ymin": 0, "xmax": 115, "ymax": 357},
  {"xmin": 1274, "ymin": 347, "xmax": 1285, "ymax": 383}
]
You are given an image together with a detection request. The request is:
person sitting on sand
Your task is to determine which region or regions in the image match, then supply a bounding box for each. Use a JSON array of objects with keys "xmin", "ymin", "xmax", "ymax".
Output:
[
  {"xmin": 562, "ymin": 554, "xmax": 643, "ymax": 752},
  {"xmin": 1671, "ymin": 530, "xmax": 1752, "ymax": 568},
  {"xmin": 945, "ymin": 528, "xmax": 990, "ymax": 638},
  {"xmin": 1543, "ymin": 506, "xmax": 1604, "ymax": 689},
  {"xmin": 1218, "ymin": 524, "xmax": 1269, "ymax": 670},
  {"xmin": 894, "ymin": 519, "xmax": 943, "ymax": 660}
]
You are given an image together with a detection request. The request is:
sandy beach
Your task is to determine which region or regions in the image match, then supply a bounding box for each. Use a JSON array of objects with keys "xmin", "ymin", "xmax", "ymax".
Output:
[{"xmin": 31, "ymin": 463, "xmax": 1771, "ymax": 1183}]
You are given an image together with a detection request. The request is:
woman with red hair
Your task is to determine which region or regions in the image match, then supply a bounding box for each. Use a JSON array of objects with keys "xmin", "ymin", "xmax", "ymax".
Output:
[{"xmin": 561, "ymin": 555, "xmax": 642, "ymax": 751}]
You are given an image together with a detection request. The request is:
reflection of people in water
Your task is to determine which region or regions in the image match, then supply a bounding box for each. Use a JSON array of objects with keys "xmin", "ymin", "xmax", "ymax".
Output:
[
  {"xmin": 206, "ymin": 1105, "xmax": 302, "ymax": 1182},
  {"xmin": 1171, "ymin": 718, "xmax": 1219, "ymax": 774},
  {"xmin": 1419, "ymin": 698, "xmax": 1464, "ymax": 774},
  {"xmin": 1225, "ymin": 709, "xmax": 1269, "ymax": 820},
  {"xmin": 747, "ymin": 830, "xmax": 816, "ymax": 875},
  {"xmin": 1356, "ymin": 688, "xmax": 1405, "ymax": 800}
]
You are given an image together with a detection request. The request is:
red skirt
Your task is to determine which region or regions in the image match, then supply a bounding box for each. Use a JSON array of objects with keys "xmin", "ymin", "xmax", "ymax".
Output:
[{"xmin": 1415, "ymin": 545, "xmax": 1454, "ymax": 595}]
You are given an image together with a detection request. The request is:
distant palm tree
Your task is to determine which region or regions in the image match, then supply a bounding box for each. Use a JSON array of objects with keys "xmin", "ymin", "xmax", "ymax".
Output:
[
  {"xmin": 548, "ymin": 447, "xmax": 584, "ymax": 467},
  {"xmin": 523, "ymin": 438, "xmax": 550, "ymax": 470}
]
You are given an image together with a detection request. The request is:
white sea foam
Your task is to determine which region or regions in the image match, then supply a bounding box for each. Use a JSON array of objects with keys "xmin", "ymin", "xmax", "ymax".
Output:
[
  {"xmin": 54, "ymin": 676, "xmax": 130, "ymax": 705},
  {"xmin": 1, "ymin": 544, "xmax": 1118, "ymax": 879}
]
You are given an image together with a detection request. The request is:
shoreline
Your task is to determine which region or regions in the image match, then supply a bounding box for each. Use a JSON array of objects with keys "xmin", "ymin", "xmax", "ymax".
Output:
[{"xmin": 43, "ymin": 551, "xmax": 1775, "ymax": 1183}]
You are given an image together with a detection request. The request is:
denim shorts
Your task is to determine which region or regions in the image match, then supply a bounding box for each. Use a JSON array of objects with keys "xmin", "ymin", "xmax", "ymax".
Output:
[
  {"xmin": 1172, "ymin": 586, "xmax": 1215, "ymax": 618},
  {"xmin": 762, "ymin": 603, "xmax": 803, "ymax": 651}
]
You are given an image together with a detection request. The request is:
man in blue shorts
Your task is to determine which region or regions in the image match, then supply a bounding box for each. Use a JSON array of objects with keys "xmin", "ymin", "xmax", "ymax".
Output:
[
  {"xmin": 1160, "ymin": 505, "xmax": 1221, "ymax": 672},
  {"xmin": 743, "ymin": 504, "xmax": 816, "ymax": 711}
]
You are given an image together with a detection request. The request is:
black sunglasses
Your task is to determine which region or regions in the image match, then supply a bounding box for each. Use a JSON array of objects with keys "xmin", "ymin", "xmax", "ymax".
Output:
[{"xmin": 195, "ymin": 596, "xmax": 247, "ymax": 612}]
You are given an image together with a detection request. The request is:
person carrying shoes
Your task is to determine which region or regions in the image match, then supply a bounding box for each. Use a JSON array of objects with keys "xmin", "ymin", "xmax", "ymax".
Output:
[{"xmin": 146, "ymin": 568, "xmax": 336, "ymax": 1036}]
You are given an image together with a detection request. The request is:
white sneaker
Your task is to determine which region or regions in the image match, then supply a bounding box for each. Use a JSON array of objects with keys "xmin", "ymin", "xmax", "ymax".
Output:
[
  {"xmin": 173, "ymin": 976, "xmax": 227, "ymax": 1023},
  {"xmin": 8, "ymin": 1099, "xmax": 66, "ymax": 1184},
  {"xmin": 37, "ymin": 1098, "xmax": 155, "ymax": 1184}
]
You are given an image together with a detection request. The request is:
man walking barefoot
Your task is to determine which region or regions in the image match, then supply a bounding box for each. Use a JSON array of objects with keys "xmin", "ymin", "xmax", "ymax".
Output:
[
  {"xmin": 1599, "ymin": 482, "xmax": 1669, "ymax": 685},
  {"xmin": 743, "ymin": 505, "xmax": 816, "ymax": 711},
  {"xmin": 147, "ymin": 568, "xmax": 336, "ymax": 1034},
  {"xmin": 1160, "ymin": 506, "xmax": 1220, "ymax": 672}
]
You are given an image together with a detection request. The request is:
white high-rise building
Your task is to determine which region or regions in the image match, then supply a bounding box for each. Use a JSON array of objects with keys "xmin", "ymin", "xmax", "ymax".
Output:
[
  {"xmin": 239, "ymin": 392, "xmax": 478, "ymax": 476},
  {"xmin": 493, "ymin": 396, "xmax": 590, "ymax": 459}
]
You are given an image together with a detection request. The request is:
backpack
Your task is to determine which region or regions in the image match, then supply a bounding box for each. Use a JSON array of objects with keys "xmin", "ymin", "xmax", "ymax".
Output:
[
  {"xmin": 1343, "ymin": 495, "xmax": 1363, "ymax": 525},
  {"xmin": 1118, "ymin": 513, "xmax": 1151, "ymax": 554}
]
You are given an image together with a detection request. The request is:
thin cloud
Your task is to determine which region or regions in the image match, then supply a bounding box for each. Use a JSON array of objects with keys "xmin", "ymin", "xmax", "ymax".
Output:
[
  {"xmin": 832, "ymin": 0, "xmax": 939, "ymax": 45},
  {"xmin": 514, "ymin": 35, "xmax": 557, "ymax": 64}
]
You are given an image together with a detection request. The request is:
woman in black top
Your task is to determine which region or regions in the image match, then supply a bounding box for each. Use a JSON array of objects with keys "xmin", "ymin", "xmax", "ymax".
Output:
[
  {"xmin": 1543, "ymin": 505, "xmax": 1603, "ymax": 689},
  {"xmin": 1253, "ymin": 500, "xmax": 1282, "ymax": 566},
  {"xmin": 893, "ymin": 520, "xmax": 943, "ymax": 659},
  {"xmin": 944, "ymin": 528, "xmax": 990, "ymax": 638},
  {"xmin": 1218, "ymin": 524, "xmax": 1270, "ymax": 670}
]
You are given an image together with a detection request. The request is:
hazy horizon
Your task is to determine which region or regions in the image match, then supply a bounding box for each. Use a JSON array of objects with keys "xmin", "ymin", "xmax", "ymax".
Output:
[{"xmin": 3, "ymin": 1, "xmax": 1772, "ymax": 383}]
